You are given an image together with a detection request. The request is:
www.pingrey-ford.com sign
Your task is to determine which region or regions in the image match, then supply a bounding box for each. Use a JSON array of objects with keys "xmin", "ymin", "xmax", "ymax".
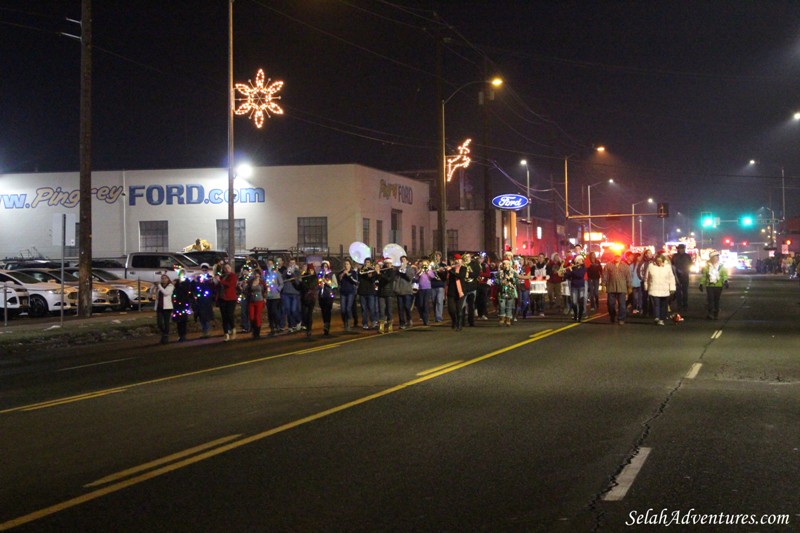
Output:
[{"xmin": 492, "ymin": 194, "xmax": 528, "ymax": 210}]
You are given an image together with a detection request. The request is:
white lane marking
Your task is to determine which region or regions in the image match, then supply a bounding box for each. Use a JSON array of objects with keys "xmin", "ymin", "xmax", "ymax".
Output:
[
  {"xmin": 685, "ymin": 363, "xmax": 703, "ymax": 379},
  {"xmin": 57, "ymin": 358, "xmax": 139, "ymax": 372},
  {"xmin": 711, "ymin": 330, "xmax": 722, "ymax": 339},
  {"xmin": 603, "ymin": 447, "xmax": 652, "ymax": 501}
]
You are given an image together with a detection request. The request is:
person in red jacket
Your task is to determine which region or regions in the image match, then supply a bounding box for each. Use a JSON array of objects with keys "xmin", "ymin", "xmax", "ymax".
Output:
[{"xmin": 215, "ymin": 263, "xmax": 239, "ymax": 341}]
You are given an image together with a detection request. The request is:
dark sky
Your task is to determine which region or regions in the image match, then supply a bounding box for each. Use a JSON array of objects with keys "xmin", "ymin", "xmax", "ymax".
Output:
[{"xmin": 3, "ymin": 0, "xmax": 800, "ymax": 243}]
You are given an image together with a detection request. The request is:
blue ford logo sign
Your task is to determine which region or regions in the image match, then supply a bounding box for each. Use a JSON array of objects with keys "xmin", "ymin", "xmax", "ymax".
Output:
[{"xmin": 492, "ymin": 194, "xmax": 529, "ymax": 210}]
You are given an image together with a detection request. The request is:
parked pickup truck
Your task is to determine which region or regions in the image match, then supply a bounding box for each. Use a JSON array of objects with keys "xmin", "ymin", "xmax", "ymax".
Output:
[{"xmin": 102, "ymin": 252, "xmax": 203, "ymax": 284}]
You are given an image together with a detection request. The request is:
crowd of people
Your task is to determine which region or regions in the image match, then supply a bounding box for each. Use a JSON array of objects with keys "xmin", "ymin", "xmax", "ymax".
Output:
[{"xmin": 149, "ymin": 243, "xmax": 731, "ymax": 343}]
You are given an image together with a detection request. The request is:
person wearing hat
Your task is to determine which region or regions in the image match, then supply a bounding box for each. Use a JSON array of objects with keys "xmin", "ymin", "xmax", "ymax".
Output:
[
  {"xmin": 699, "ymin": 251, "xmax": 729, "ymax": 320},
  {"xmin": 375, "ymin": 257, "xmax": 397, "ymax": 333},
  {"xmin": 494, "ymin": 259, "xmax": 518, "ymax": 326},
  {"xmin": 565, "ymin": 254, "xmax": 587, "ymax": 321},
  {"xmin": 602, "ymin": 252, "xmax": 631, "ymax": 324},
  {"xmin": 671, "ymin": 243, "xmax": 693, "ymax": 314},
  {"xmin": 297, "ymin": 262, "xmax": 319, "ymax": 337},
  {"xmin": 357, "ymin": 258, "xmax": 378, "ymax": 330}
]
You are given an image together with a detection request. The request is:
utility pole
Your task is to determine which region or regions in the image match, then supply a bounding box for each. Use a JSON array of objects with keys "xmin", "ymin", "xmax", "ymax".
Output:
[
  {"xmin": 78, "ymin": 0, "xmax": 92, "ymax": 318},
  {"xmin": 481, "ymin": 57, "xmax": 496, "ymax": 256},
  {"xmin": 435, "ymin": 21, "xmax": 447, "ymax": 256}
]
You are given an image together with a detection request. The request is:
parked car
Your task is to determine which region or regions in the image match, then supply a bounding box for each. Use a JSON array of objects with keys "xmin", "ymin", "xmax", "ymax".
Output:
[
  {"xmin": 64, "ymin": 267, "xmax": 150, "ymax": 310},
  {"xmin": 0, "ymin": 270, "xmax": 76, "ymax": 317},
  {"xmin": 16, "ymin": 268, "xmax": 122, "ymax": 312},
  {"xmin": 0, "ymin": 281, "xmax": 29, "ymax": 319},
  {"xmin": 102, "ymin": 252, "xmax": 203, "ymax": 283}
]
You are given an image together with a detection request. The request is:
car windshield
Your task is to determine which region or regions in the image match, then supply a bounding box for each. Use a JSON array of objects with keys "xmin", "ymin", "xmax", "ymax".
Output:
[
  {"xmin": 176, "ymin": 253, "xmax": 199, "ymax": 266},
  {"xmin": 2, "ymin": 271, "xmax": 44, "ymax": 284},
  {"xmin": 93, "ymin": 269, "xmax": 121, "ymax": 280}
]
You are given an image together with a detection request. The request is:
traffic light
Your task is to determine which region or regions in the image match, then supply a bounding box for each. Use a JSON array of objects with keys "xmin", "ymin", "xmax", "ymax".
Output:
[
  {"xmin": 740, "ymin": 215, "xmax": 754, "ymax": 227},
  {"xmin": 657, "ymin": 202, "xmax": 669, "ymax": 218},
  {"xmin": 723, "ymin": 237, "xmax": 732, "ymax": 246},
  {"xmin": 701, "ymin": 212, "xmax": 714, "ymax": 228}
]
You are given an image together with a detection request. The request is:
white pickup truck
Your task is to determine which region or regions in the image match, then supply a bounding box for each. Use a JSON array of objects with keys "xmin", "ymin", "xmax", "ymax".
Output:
[{"xmin": 102, "ymin": 252, "xmax": 203, "ymax": 284}]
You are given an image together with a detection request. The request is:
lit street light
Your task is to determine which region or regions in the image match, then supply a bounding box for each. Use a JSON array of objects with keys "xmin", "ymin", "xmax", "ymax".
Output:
[
  {"xmin": 520, "ymin": 159, "xmax": 530, "ymax": 249},
  {"xmin": 438, "ymin": 77, "xmax": 502, "ymax": 257}
]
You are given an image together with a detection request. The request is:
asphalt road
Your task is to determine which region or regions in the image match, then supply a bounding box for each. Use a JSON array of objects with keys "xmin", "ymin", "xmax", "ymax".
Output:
[{"xmin": 1, "ymin": 274, "xmax": 798, "ymax": 532}]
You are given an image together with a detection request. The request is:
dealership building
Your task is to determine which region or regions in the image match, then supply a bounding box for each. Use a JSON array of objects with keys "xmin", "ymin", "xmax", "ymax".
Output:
[{"xmin": 0, "ymin": 164, "xmax": 565, "ymax": 263}]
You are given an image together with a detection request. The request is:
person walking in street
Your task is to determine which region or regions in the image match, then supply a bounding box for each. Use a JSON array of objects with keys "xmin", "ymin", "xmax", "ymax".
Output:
[
  {"xmin": 602, "ymin": 252, "xmax": 632, "ymax": 324},
  {"xmin": 264, "ymin": 259, "xmax": 284, "ymax": 336},
  {"xmin": 172, "ymin": 271, "xmax": 194, "ymax": 342},
  {"xmin": 357, "ymin": 258, "xmax": 378, "ymax": 330},
  {"xmin": 153, "ymin": 274, "xmax": 175, "ymax": 344},
  {"xmin": 645, "ymin": 253, "xmax": 677, "ymax": 326},
  {"xmin": 297, "ymin": 263, "xmax": 319, "ymax": 337},
  {"xmin": 636, "ymin": 248, "xmax": 654, "ymax": 317},
  {"xmin": 546, "ymin": 253, "xmax": 564, "ymax": 312},
  {"xmin": 394, "ymin": 255, "xmax": 415, "ymax": 329},
  {"xmin": 280, "ymin": 258, "xmax": 302, "ymax": 332},
  {"xmin": 416, "ymin": 259, "xmax": 433, "ymax": 325},
  {"xmin": 699, "ymin": 250, "xmax": 729, "ymax": 320},
  {"xmin": 430, "ymin": 251, "xmax": 447, "ymax": 322},
  {"xmin": 495, "ymin": 259, "xmax": 518, "ymax": 327},
  {"xmin": 318, "ymin": 260, "xmax": 338, "ymax": 336},
  {"xmin": 565, "ymin": 255, "xmax": 587, "ymax": 322},
  {"xmin": 215, "ymin": 263, "xmax": 239, "ymax": 341},
  {"xmin": 462, "ymin": 253, "xmax": 480, "ymax": 327},
  {"xmin": 246, "ymin": 274, "xmax": 266, "ymax": 339},
  {"xmin": 587, "ymin": 252, "xmax": 603, "ymax": 312},
  {"xmin": 446, "ymin": 254, "xmax": 468, "ymax": 331},
  {"xmin": 193, "ymin": 263, "xmax": 216, "ymax": 338},
  {"xmin": 530, "ymin": 253, "xmax": 549, "ymax": 317},
  {"xmin": 338, "ymin": 259, "xmax": 359, "ymax": 332},
  {"xmin": 375, "ymin": 257, "xmax": 397, "ymax": 333},
  {"xmin": 671, "ymin": 243, "xmax": 693, "ymax": 314}
]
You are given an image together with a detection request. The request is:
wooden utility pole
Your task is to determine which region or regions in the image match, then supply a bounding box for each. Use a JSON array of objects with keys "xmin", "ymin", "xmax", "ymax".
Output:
[{"xmin": 78, "ymin": 0, "xmax": 93, "ymax": 318}]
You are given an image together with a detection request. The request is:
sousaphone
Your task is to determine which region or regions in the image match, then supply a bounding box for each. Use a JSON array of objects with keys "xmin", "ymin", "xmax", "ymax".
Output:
[
  {"xmin": 382, "ymin": 243, "xmax": 405, "ymax": 267},
  {"xmin": 348, "ymin": 241, "xmax": 371, "ymax": 265}
]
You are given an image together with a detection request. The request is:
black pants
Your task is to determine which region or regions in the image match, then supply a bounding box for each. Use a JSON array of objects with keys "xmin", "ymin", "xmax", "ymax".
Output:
[
  {"xmin": 706, "ymin": 286, "xmax": 722, "ymax": 318},
  {"xmin": 477, "ymin": 284, "xmax": 489, "ymax": 317},
  {"xmin": 319, "ymin": 297, "xmax": 333, "ymax": 325},
  {"xmin": 302, "ymin": 300, "xmax": 315, "ymax": 331},
  {"xmin": 448, "ymin": 294, "xmax": 466, "ymax": 329},
  {"xmin": 219, "ymin": 300, "xmax": 237, "ymax": 334},
  {"xmin": 156, "ymin": 309, "xmax": 171, "ymax": 337},
  {"xmin": 463, "ymin": 290, "xmax": 477, "ymax": 326},
  {"xmin": 266, "ymin": 299, "xmax": 281, "ymax": 331},
  {"xmin": 676, "ymin": 274, "xmax": 690, "ymax": 311}
]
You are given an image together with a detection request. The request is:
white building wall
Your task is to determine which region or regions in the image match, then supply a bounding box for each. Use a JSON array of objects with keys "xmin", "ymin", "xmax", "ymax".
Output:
[{"xmin": 0, "ymin": 164, "xmax": 432, "ymax": 261}]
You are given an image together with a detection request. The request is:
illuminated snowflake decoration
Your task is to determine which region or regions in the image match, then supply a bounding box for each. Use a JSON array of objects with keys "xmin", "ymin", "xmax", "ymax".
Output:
[
  {"xmin": 234, "ymin": 69, "xmax": 284, "ymax": 128},
  {"xmin": 446, "ymin": 138, "xmax": 472, "ymax": 181}
]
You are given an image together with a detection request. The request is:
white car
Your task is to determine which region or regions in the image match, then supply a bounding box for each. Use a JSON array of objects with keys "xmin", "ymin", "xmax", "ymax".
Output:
[
  {"xmin": 0, "ymin": 282, "xmax": 29, "ymax": 319},
  {"xmin": 0, "ymin": 270, "xmax": 76, "ymax": 317},
  {"xmin": 16, "ymin": 268, "xmax": 122, "ymax": 312},
  {"xmin": 64, "ymin": 267, "xmax": 150, "ymax": 310}
]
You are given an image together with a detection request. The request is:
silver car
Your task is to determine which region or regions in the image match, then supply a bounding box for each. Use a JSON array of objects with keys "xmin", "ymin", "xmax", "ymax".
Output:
[{"xmin": 17, "ymin": 268, "xmax": 122, "ymax": 311}]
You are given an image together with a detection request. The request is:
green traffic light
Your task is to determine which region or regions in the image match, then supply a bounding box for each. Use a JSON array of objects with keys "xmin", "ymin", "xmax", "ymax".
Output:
[
  {"xmin": 740, "ymin": 215, "xmax": 754, "ymax": 227},
  {"xmin": 701, "ymin": 216, "xmax": 714, "ymax": 228}
]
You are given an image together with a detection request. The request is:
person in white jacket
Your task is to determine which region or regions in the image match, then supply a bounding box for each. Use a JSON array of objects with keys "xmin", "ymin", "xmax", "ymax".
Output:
[
  {"xmin": 645, "ymin": 254, "xmax": 676, "ymax": 325},
  {"xmin": 152, "ymin": 274, "xmax": 175, "ymax": 343}
]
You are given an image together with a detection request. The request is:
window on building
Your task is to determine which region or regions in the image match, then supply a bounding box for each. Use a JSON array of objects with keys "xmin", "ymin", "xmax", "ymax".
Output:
[
  {"xmin": 297, "ymin": 217, "xmax": 328, "ymax": 253},
  {"xmin": 139, "ymin": 221, "xmax": 168, "ymax": 252},
  {"xmin": 411, "ymin": 225, "xmax": 417, "ymax": 256},
  {"xmin": 216, "ymin": 219, "xmax": 246, "ymax": 252},
  {"xmin": 65, "ymin": 222, "xmax": 80, "ymax": 257},
  {"xmin": 376, "ymin": 220, "xmax": 383, "ymax": 252},
  {"xmin": 420, "ymin": 226, "xmax": 425, "ymax": 256},
  {"xmin": 447, "ymin": 229, "xmax": 458, "ymax": 251},
  {"xmin": 362, "ymin": 218, "xmax": 370, "ymax": 246},
  {"xmin": 390, "ymin": 209, "xmax": 402, "ymax": 244}
]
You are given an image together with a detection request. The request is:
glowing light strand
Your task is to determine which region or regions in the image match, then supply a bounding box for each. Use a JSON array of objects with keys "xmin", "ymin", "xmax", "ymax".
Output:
[
  {"xmin": 234, "ymin": 69, "xmax": 284, "ymax": 128},
  {"xmin": 446, "ymin": 139, "xmax": 472, "ymax": 182}
]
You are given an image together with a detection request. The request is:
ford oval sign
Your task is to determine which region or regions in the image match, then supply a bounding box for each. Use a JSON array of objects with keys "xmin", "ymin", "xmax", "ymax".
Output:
[{"xmin": 492, "ymin": 194, "xmax": 529, "ymax": 210}]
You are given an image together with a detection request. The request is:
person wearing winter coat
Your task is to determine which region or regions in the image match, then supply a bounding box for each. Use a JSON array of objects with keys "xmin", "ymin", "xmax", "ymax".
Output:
[
  {"xmin": 375, "ymin": 257, "xmax": 397, "ymax": 333},
  {"xmin": 246, "ymin": 274, "xmax": 266, "ymax": 339},
  {"xmin": 530, "ymin": 253, "xmax": 549, "ymax": 317},
  {"xmin": 546, "ymin": 254, "xmax": 564, "ymax": 311},
  {"xmin": 645, "ymin": 254, "xmax": 677, "ymax": 325},
  {"xmin": 602, "ymin": 253, "xmax": 632, "ymax": 324},
  {"xmin": 446, "ymin": 254, "xmax": 468, "ymax": 330},
  {"xmin": 699, "ymin": 250, "xmax": 729, "ymax": 320},
  {"xmin": 263, "ymin": 259, "xmax": 284, "ymax": 336},
  {"xmin": 317, "ymin": 260, "xmax": 338, "ymax": 336},
  {"xmin": 394, "ymin": 255, "xmax": 415, "ymax": 329},
  {"xmin": 565, "ymin": 255, "xmax": 587, "ymax": 322},
  {"xmin": 153, "ymin": 274, "xmax": 175, "ymax": 344},
  {"xmin": 586, "ymin": 252, "xmax": 603, "ymax": 311},
  {"xmin": 357, "ymin": 258, "xmax": 378, "ymax": 330},
  {"xmin": 338, "ymin": 259, "xmax": 359, "ymax": 332},
  {"xmin": 193, "ymin": 264, "xmax": 216, "ymax": 338},
  {"xmin": 215, "ymin": 263, "xmax": 239, "ymax": 341},
  {"xmin": 171, "ymin": 273, "xmax": 194, "ymax": 342},
  {"xmin": 297, "ymin": 263, "xmax": 319, "ymax": 337}
]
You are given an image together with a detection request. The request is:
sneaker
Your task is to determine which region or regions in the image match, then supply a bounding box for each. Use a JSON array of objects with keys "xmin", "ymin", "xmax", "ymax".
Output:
[
  {"xmin": 224, "ymin": 333, "xmax": 230, "ymax": 342},
  {"xmin": 657, "ymin": 320, "xmax": 665, "ymax": 326},
  {"xmin": 480, "ymin": 315, "xmax": 488, "ymax": 320},
  {"xmin": 539, "ymin": 313, "xmax": 545, "ymax": 317},
  {"xmin": 618, "ymin": 320, "xmax": 625, "ymax": 325},
  {"xmin": 231, "ymin": 329, "xmax": 237, "ymax": 339}
]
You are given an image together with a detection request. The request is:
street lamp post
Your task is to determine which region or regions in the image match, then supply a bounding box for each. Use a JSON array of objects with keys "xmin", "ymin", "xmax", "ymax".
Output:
[
  {"xmin": 631, "ymin": 198, "xmax": 653, "ymax": 246},
  {"xmin": 521, "ymin": 160, "xmax": 530, "ymax": 250},
  {"xmin": 563, "ymin": 146, "xmax": 604, "ymax": 249},
  {"xmin": 438, "ymin": 78, "xmax": 502, "ymax": 257},
  {"xmin": 587, "ymin": 179, "xmax": 613, "ymax": 250}
]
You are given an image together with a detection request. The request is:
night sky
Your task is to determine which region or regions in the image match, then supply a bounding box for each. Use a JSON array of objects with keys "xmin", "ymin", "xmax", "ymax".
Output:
[{"xmin": 2, "ymin": 0, "xmax": 800, "ymax": 244}]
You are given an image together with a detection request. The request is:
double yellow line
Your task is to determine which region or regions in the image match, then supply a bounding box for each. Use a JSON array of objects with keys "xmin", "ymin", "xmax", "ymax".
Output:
[{"xmin": 0, "ymin": 321, "xmax": 580, "ymax": 530}]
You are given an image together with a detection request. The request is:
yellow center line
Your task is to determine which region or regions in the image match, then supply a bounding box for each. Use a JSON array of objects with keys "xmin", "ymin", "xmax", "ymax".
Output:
[
  {"xmin": 1, "ymin": 332, "xmax": 381, "ymax": 414},
  {"xmin": 0, "ymin": 321, "xmax": 579, "ymax": 531},
  {"xmin": 417, "ymin": 360, "xmax": 463, "ymax": 376}
]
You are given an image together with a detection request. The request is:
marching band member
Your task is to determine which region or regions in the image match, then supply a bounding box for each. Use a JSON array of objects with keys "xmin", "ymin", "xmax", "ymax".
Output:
[
  {"xmin": 446, "ymin": 254, "xmax": 468, "ymax": 331},
  {"xmin": 462, "ymin": 253, "xmax": 480, "ymax": 327},
  {"xmin": 297, "ymin": 263, "xmax": 319, "ymax": 337},
  {"xmin": 395, "ymin": 255, "xmax": 415, "ymax": 329},
  {"xmin": 338, "ymin": 259, "xmax": 359, "ymax": 332},
  {"xmin": 193, "ymin": 263, "xmax": 216, "ymax": 338},
  {"xmin": 430, "ymin": 251, "xmax": 447, "ymax": 322},
  {"xmin": 280, "ymin": 258, "xmax": 303, "ymax": 332},
  {"xmin": 375, "ymin": 257, "xmax": 397, "ymax": 333},
  {"xmin": 246, "ymin": 273, "xmax": 266, "ymax": 339},
  {"xmin": 477, "ymin": 257, "xmax": 492, "ymax": 320},
  {"xmin": 565, "ymin": 255, "xmax": 587, "ymax": 321},
  {"xmin": 494, "ymin": 259, "xmax": 518, "ymax": 327},
  {"xmin": 215, "ymin": 263, "xmax": 239, "ymax": 341},
  {"xmin": 263, "ymin": 258, "xmax": 284, "ymax": 336},
  {"xmin": 318, "ymin": 260, "xmax": 338, "ymax": 336},
  {"xmin": 357, "ymin": 258, "xmax": 378, "ymax": 330}
]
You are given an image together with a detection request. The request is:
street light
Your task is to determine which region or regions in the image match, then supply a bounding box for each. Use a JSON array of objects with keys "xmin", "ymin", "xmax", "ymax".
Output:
[
  {"xmin": 438, "ymin": 77, "xmax": 502, "ymax": 257},
  {"xmin": 587, "ymin": 179, "xmax": 613, "ymax": 249},
  {"xmin": 520, "ymin": 159, "xmax": 530, "ymax": 249},
  {"xmin": 563, "ymin": 145, "xmax": 605, "ymax": 247},
  {"xmin": 749, "ymin": 159, "xmax": 785, "ymax": 237},
  {"xmin": 631, "ymin": 198, "xmax": 653, "ymax": 246}
]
